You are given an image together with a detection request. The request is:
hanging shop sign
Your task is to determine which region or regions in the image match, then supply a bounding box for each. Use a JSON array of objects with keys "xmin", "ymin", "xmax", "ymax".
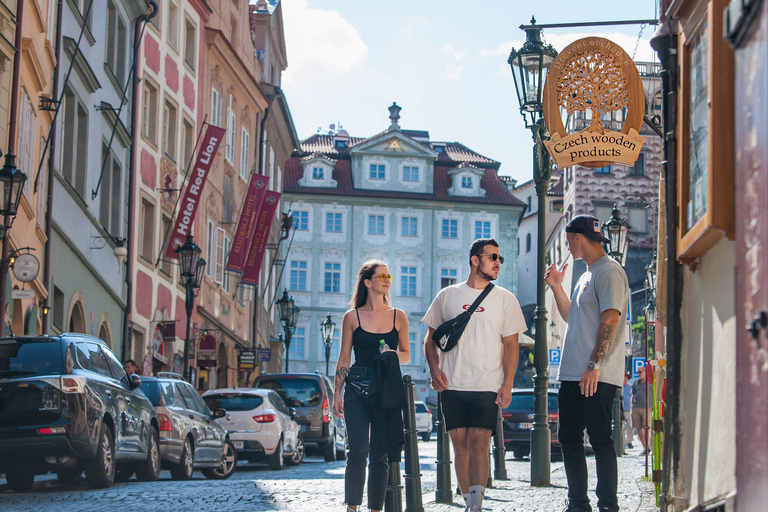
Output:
[
  {"xmin": 153, "ymin": 326, "xmax": 168, "ymax": 365},
  {"xmin": 257, "ymin": 348, "xmax": 271, "ymax": 362},
  {"xmin": 240, "ymin": 191, "xmax": 281, "ymax": 286},
  {"xmin": 239, "ymin": 350, "xmax": 256, "ymax": 371},
  {"xmin": 197, "ymin": 333, "xmax": 217, "ymax": 367},
  {"xmin": 13, "ymin": 253, "xmax": 40, "ymax": 283},
  {"xmin": 158, "ymin": 320, "xmax": 176, "ymax": 340},
  {"xmin": 226, "ymin": 174, "xmax": 269, "ymax": 274},
  {"xmin": 542, "ymin": 37, "xmax": 646, "ymax": 169}
]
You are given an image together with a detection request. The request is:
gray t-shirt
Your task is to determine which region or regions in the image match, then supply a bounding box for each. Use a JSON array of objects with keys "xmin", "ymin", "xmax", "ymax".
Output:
[
  {"xmin": 631, "ymin": 379, "xmax": 647, "ymax": 408},
  {"xmin": 557, "ymin": 255, "xmax": 629, "ymax": 387}
]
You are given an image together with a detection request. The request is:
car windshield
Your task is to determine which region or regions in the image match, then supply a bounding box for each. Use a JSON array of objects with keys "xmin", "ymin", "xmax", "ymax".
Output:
[
  {"xmin": 204, "ymin": 393, "xmax": 263, "ymax": 411},
  {"xmin": 503, "ymin": 394, "xmax": 559, "ymax": 413},
  {"xmin": 415, "ymin": 403, "xmax": 428, "ymax": 413},
  {"xmin": 257, "ymin": 378, "xmax": 321, "ymax": 408},
  {"xmin": 0, "ymin": 338, "xmax": 62, "ymax": 377}
]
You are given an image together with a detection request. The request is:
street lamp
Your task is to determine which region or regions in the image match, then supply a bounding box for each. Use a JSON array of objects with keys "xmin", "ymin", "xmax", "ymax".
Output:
[
  {"xmin": 549, "ymin": 321, "xmax": 561, "ymax": 347},
  {"xmin": 0, "ymin": 152, "xmax": 29, "ymax": 331},
  {"xmin": 508, "ymin": 16, "xmax": 557, "ymax": 487},
  {"xmin": 176, "ymin": 234, "xmax": 205, "ymax": 383},
  {"xmin": 601, "ymin": 204, "xmax": 631, "ymax": 267},
  {"xmin": 320, "ymin": 313, "xmax": 336, "ymax": 376},
  {"xmin": 276, "ymin": 290, "xmax": 299, "ymax": 372},
  {"xmin": 645, "ymin": 252, "xmax": 657, "ymax": 301}
]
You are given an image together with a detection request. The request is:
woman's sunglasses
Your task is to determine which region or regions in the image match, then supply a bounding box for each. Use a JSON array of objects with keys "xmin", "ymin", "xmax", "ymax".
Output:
[
  {"xmin": 373, "ymin": 274, "xmax": 394, "ymax": 282},
  {"xmin": 477, "ymin": 253, "xmax": 505, "ymax": 264}
]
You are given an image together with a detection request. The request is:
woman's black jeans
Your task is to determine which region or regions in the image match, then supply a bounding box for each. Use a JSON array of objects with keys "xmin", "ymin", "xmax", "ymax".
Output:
[
  {"xmin": 344, "ymin": 384, "xmax": 389, "ymax": 509},
  {"xmin": 558, "ymin": 381, "xmax": 619, "ymax": 512}
]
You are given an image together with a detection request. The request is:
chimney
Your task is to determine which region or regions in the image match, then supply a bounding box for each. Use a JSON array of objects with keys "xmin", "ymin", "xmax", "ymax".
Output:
[{"xmin": 388, "ymin": 102, "xmax": 401, "ymax": 132}]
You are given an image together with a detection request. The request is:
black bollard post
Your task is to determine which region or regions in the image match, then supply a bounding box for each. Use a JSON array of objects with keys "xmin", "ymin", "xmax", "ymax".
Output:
[
  {"xmin": 493, "ymin": 406, "xmax": 508, "ymax": 480},
  {"xmin": 385, "ymin": 462, "xmax": 404, "ymax": 512},
  {"xmin": 486, "ymin": 447, "xmax": 493, "ymax": 488},
  {"xmin": 402, "ymin": 375, "xmax": 424, "ymax": 512},
  {"xmin": 435, "ymin": 393, "xmax": 453, "ymax": 503}
]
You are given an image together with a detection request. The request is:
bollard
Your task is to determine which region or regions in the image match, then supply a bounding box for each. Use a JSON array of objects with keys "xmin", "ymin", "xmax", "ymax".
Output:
[
  {"xmin": 612, "ymin": 388, "xmax": 623, "ymax": 456},
  {"xmin": 493, "ymin": 406, "xmax": 508, "ymax": 480},
  {"xmin": 385, "ymin": 462, "xmax": 403, "ymax": 512},
  {"xmin": 486, "ymin": 447, "xmax": 493, "ymax": 488},
  {"xmin": 402, "ymin": 375, "xmax": 424, "ymax": 512},
  {"xmin": 435, "ymin": 393, "xmax": 453, "ymax": 503}
]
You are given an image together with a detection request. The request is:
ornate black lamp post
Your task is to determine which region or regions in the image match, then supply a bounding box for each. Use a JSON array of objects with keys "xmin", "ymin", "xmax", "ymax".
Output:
[
  {"xmin": 646, "ymin": 252, "xmax": 657, "ymax": 301},
  {"xmin": 176, "ymin": 234, "xmax": 205, "ymax": 383},
  {"xmin": 0, "ymin": 152, "xmax": 29, "ymax": 330},
  {"xmin": 320, "ymin": 313, "xmax": 336, "ymax": 376},
  {"xmin": 508, "ymin": 16, "xmax": 558, "ymax": 487},
  {"xmin": 276, "ymin": 290, "xmax": 299, "ymax": 372},
  {"xmin": 602, "ymin": 204, "xmax": 631, "ymax": 267}
]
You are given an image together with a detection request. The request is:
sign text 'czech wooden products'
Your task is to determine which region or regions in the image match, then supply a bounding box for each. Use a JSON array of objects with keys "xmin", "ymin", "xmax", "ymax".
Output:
[{"xmin": 542, "ymin": 37, "xmax": 646, "ymax": 169}]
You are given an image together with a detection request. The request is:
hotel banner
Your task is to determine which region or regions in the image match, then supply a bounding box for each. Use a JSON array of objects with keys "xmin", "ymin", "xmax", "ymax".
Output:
[
  {"xmin": 165, "ymin": 125, "xmax": 227, "ymax": 259},
  {"xmin": 240, "ymin": 191, "xmax": 281, "ymax": 286},
  {"xmin": 225, "ymin": 174, "xmax": 268, "ymax": 273}
]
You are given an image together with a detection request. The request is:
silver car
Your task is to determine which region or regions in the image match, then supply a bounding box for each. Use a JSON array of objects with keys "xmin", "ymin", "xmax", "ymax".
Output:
[{"xmin": 414, "ymin": 401, "xmax": 433, "ymax": 441}]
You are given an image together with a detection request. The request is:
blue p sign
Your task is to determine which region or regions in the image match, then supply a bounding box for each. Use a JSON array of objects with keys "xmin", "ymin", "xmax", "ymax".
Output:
[
  {"xmin": 633, "ymin": 358, "xmax": 646, "ymax": 378},
  {"xmin": 549, "ymin": 349, "xmax": 561, "ymax": 366}
]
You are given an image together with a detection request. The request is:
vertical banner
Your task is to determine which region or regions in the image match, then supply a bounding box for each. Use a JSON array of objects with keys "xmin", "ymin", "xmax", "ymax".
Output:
[
  {"xmin": 225, "ymin": 174, "xmax": 268, "ymax": 273},
  {"xmin": 240, "ymin": 191, "xmax": 281, "ymax": 286},
  {"xmin": 165, "ymin": 125, "xmax": 227, "ymax": 259}
]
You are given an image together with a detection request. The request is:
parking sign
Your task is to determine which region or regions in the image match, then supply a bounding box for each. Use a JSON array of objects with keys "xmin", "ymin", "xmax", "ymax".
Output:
[
  {"xmin": 549, "ymin": 349, "xmax": 561, "ymax": 366},
  {"xmin": 633, "ymin": 357, "xmax": 646, "ymax": 378}
]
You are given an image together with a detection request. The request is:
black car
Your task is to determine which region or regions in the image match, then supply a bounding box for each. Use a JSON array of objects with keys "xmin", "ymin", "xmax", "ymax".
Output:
[
  {"xmin": 502, "ymin": 389, "xmax": 561, "ymax": 460},
  {"xmin": 0, "ymin": 334, "xmax": 160, "ymax": 491},
  {"xmin": 253, "ymin": 373, "xmax": 346, "ymax": 462}
]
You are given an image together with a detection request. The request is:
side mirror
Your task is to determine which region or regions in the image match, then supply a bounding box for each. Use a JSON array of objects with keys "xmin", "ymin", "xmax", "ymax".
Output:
[
  {"xmin": 289, "ymin": 407, "xmax": 296, "ymax": 420},
  {"xmin": 130, "ymin": 373, "xmax": 142, "ymax": 389},
  {"xmin": 212, "ymin": 408, "xmax": 227, "ymax": 419}
]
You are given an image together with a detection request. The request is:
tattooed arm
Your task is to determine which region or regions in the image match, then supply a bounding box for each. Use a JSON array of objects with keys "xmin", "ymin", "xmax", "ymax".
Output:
[
  {"xmin": 580, "ymin": 308, "xmax": 621, "ymax": 397},
  {"xmin": 332, "ymin": 310, "xmax": 355, "ymax": 418}
]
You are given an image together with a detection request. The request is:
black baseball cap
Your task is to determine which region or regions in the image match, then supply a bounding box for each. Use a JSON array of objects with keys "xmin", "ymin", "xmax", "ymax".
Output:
[{"xmin": 565, "ymin": 214, "xmax": 611, "ymax": 244}]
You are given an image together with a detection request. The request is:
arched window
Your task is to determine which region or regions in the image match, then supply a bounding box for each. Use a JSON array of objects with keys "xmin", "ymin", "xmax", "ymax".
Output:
[
  {"xmin": 70, "ymin": 302, "xmax": 86, "ymax": 333},
  {"xmin": 526, "ymin": 233, "xmax": 532, "ymax": 253}
]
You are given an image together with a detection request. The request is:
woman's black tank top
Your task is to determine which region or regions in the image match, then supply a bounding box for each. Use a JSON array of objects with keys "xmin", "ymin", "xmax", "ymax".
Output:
[{"xmin": 351, "ymin": 308, "xmax": 399, "ymax": 367}]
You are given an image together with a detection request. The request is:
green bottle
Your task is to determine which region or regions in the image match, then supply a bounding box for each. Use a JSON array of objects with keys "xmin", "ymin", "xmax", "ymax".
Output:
[{"xmin": 379, "ymin": 339, "xmax": 387, "ymax": 353}]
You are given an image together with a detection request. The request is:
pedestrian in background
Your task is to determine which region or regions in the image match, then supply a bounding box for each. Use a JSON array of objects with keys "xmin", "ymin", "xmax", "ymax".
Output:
[
  {"xmin": 545, "ymin": 215, "xmax": 629, "ymax": 512},
  {"xmin": 623, "ymin": 371, "xmax": 633, "ymax": 449},
  {"xmin": 332, "ymin": 259, "xmax": 411, "ymax": 512},
  {"xmin": 423, "ymin": 238, "xmax": 526, "ymax": 512},
  {"xmin": 632, "ymin": 365, "xmax": 649, "ymax": 455},
  {"xmin": 124, "ymin": 359, "xmax": 140, "ymax": 376}
]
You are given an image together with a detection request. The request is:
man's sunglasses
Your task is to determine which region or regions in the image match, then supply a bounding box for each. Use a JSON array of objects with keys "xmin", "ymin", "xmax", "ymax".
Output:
[
  {"xmin": 477, "ymin": 253, "xmax": 505, "ymax": 264},
  {"xmin": 373, "ymin": 274, "xmax": 394, "ymax": 282}
]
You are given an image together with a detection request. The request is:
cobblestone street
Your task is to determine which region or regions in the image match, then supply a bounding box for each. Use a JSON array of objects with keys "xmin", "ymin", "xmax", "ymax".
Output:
[{"xmin": 1, "ymin": 435, "xmax": 657, "ymax": 511}]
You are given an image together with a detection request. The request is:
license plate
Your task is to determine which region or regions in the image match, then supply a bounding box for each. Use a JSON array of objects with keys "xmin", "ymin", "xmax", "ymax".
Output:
[
  {"xmin": 517, "ymin": 422, "xmax": 533, "ymax": 429},
  {"xmin": 233, "ymin": 441, "xmax": 243, "ymax": 449}
]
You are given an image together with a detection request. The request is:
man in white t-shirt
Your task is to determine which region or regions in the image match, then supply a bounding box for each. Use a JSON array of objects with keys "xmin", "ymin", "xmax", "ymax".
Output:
[{"xmin": 423, "ymin": 238, "xmax": 527, "ymax": 512}]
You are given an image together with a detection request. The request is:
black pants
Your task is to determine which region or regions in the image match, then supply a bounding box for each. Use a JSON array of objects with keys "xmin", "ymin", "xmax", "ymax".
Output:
[
  {"xmin": 344, "ymin": 385, "xmax": 389, "ymax": 509},
  {"xmin": 558, "ymin": 381, "xmax": 619, "ymax": 512}
]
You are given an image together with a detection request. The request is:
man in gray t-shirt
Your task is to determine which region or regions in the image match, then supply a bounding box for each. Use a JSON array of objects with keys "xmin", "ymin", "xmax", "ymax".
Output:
[{"xmin": 545, "ymin": 214, "xmax": 629, "ymax": 512}]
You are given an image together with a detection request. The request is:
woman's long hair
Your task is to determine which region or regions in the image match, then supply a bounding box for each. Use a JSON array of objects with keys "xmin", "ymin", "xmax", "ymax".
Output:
[{"xmin": 349, "ymin": 259, "xmax": 389, "ymax": 309}]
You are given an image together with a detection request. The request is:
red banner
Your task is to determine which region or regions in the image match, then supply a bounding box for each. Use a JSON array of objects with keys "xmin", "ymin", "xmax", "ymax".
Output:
[
  {"xmin": 240, "ymin": 191, "xmax": 281, "ymax": 286},
  {"xmin": 225, "ymin": 174, "xmax": 268, "ymax": 274},
  {"xmin": 165, "ymin": 125, "xmax": 227, "ymax": 259}
]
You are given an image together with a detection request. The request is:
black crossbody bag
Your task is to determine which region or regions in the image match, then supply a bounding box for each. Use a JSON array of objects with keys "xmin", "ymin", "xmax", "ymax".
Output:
[{"xmin": 432, "ymin": 283, "xmax": 494, "ymax": 352}]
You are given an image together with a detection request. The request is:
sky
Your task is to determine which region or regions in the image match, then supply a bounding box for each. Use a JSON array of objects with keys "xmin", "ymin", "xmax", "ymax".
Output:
[{"xmin": 279, "ymin": 0, "xmax": 661, "ymax": 184}]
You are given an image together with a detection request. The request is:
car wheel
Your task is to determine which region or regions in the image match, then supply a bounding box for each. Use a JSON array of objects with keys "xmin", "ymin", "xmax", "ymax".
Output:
[
  {"xmin": 421, "ymin": 432, "xmax": 431, "ymax": 442},
  {"xmin": 170, "ymin": 437, "xmax": 194, "ymax": 480},
  {"xmin": 114, "ymin": 464, "xmax": 135, "ymax": 482},
  {"xmin": 268, "ymin": 438, "xmax": 284, "ymax": 470},
  {"xmin": 135, "ymin": 428, "xmax": 160, "ymax": 482},
  {"xmin": 285, "ymin": 436, "xmax": 304, "ymax": 466},
  {"xmin": 204, "ymin": 440, "xmax": 237, "ymax": 480},
  {"xmin": 336, "ymin": 445, "xmax": 347, "ymax": 461},
  {"xmin": 84, "ymin": 423, "xmax": 116, "ymax": 489},
  {"xmin": 322, "ymin": 432, "xmax": 336, "ymax": 462},
  {"xmin": 56, "ymin": 468, "xmax": 82, "ymax": 486},
  {"xmin": 6, "ymin": 471, "xmax": 35, "ymax": 492}
]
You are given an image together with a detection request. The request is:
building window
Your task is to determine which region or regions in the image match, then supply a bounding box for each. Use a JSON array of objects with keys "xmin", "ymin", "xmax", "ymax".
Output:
[
  {"xmin": 225, "ymin": 101, "xmax": 235, "ymax": 163},
  {"xmin": 335, "ymin": 140, "xmax": 347, "ymax": 149},
  {"xmin": 290, "ymin": 327, "xmax": 305, "ymax": 360},
  {"xmin": 401, "ymin": 267, "xmax": 416, "ymax": 296},
  {"xmin": 140, "ymin": 198, "xmax": 155, "ymax": 262},
  {"xmin": 324, "ymin": 263, "xmax": 341, "ymax": 293},
  {"xmin": 160, "ymin": 215, "xmax": 173, "ymax": 277},
  {"xmin": 53, "ymin": 286, "xmax": 65, "ymax": 330},
  {"xmin": 61, "ymin": 87, "xmax": 88, "ymax": 199},
  {"xmin": 99, "ymin": 142, "xmax": 122, "ymax": 237},
  {"xmin": 526, "ymin": 233, "xmax": 531, "ymax": 253},
  {"xmin": 142, "ymin": 81, "xmax": 158, "ymax": 143},
  {"xmin": 403, "ymin": 166, "xmax": 419, "ymax": 182},
  {"xmin": 409, "ymin": 332, "xmax": 417, "ymax": 365},
  {"xmin": 211, "ymin": 87, "xmax": 221, "ymax": 127},
  {"xmin": 441, "ymin": 268, "xmax": 457, "ymax": 288},
  {"xmin": 629, "ymin": 153, "xmax": 645, "ymax": 176},
  {"xmin": 368, "ymin": 215, "xmax": 384, "ymax": 235},
  {"xmin": 105, "ymin": 1, "xmax": 127, "ymax": 87},
  {"xmin": 475, "ymin": 221, "xmax": 490, "ymax": 239},
  {"xmin": 294, "ymin": 211, "xmax": 308, "ymax": 231},
  {"xmin": 181, "ymin": 117, "xmax": 194, "ymax": 173},
  {"xmin": 163, "ymin": 99, "xmax": 178, "ymax": 161},
  {"xmin": 312, "ymin": 167, "xmax": 323, "ymax": 180},
  {"xmin": 290, "ymin": 261, "xmax": 307, "ymax": 291},
  {"xmin": 441, "ymin": 219, "xmax": 458, "ymax": 239},
  {"xmin": 222, "ymin": 236, "xmax": 232, "ymax": 293},
  {"xmin": 167, "ymin": 1, "xmax": 179, "ymax": 50},
  {"xmin": 240, "ymin": 127, "xmax": 250, "ymax": 179},
  {"xmin": 184, "ymin": 17, "xmax": 196, "ymax": 69},
  {"xmin": 628, "ymin": 206, "xmax": 649, "ymax": 234},
  {"xmin": 369, "ymin": 164, "xmax": 385, "ymax": 179},
  {"xmin": 401, "ymin": 217, "xmax": 417, "ymax": 237},
  {"xmin": 461, "ymin": 176, "xmax": 472, "ymax": 188},
  {"xmin": 595, "ymin": 165, "xmax": 612, "ymax": 174},
  {"xmin": 325, "ymin": 213, "xmax": 342, "ymax": 233}
]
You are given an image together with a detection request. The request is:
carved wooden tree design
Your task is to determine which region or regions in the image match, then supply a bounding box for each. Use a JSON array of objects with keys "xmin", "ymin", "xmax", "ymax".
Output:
[{"xmin": 556, "ymin": 50, "xmax": 629, "ymax": 134}]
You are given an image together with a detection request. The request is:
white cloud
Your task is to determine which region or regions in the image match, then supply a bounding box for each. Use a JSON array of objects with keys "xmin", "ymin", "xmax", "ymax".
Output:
[
  {"xmin": 443, "ymin": 44, "xmax": 467, "ymax": 60},
  {"xmin": 479, "ymin": 40, "xmax": 520, "ymax": 58},
  {"xmin": 445, "ymin": 63, "xmax": 465, "ymax": 80}
]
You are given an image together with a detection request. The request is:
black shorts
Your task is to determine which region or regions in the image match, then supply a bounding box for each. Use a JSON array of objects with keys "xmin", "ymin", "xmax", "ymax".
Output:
[{"xmin": 440, "ymin": 390, "xmax": 499, "ymax": 433}]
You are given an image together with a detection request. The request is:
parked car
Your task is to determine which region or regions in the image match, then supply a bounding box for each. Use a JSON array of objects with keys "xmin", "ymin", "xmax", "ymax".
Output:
[
  {"xmin": 502, "ymin": 389, "xmax": 561, "ymax": 460},
  {"xmin": 137, "ymin": 373, "xmax": 236, "ymax": 480},
  {"xmin": 253, "ymin": 373, "xmax": 346, "ymax": 462},
  {"xmin": 414, "ymin": 401, "xmax": 433, "ymax": 441},
  {"xmin": 203, "ymin": 388, "xmax": 303, "ymax": 470},
  {"xmin": 0, "ymin": 334, "xmax": 160, "ymax": 491}
]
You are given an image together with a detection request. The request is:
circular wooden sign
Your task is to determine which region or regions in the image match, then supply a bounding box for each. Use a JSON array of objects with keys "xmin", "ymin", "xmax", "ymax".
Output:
[{"xmin": 543, "ymin": 37, "xmax": 645, "ymax": 168}]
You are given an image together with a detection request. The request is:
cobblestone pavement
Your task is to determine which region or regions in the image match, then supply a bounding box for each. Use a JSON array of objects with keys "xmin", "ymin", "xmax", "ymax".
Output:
[{"xmin": 0, "ymin": 435, "xmax": 658, "ymax": 511}]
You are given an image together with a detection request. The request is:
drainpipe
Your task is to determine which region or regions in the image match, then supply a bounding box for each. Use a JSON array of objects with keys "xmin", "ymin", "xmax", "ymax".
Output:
[
  {"xmin": 0, "ymin": 0, "xmax": 25, "ymax": 334},
  {"xmin": 122, "ymin": 1, "xmax": 159, "ymax": 360},
  {"xmin": 251, "ymin": 104, "xmax": 271, "ymax": 357},
  {"xmin": 42, "ymin": 0, "xmax": 64, "ymax": 334}
]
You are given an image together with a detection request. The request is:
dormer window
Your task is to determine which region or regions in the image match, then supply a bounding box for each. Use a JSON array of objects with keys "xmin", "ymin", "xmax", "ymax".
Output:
[
  {"xmin": 447, "ymin": 165, "xmax": 485, "ymax": 197},
  {"xmin": 312, "ymin": 167, "xmax": 324, "ymax": 179},
  {"xmin": 335, "ymin": 140, "xmax": 347, "ymax": 149},
  {"xmin": 461, "ymin": 176, "xmax": 473, "ymax": 188},
  {"xmin": 370, "ymin": 164, "xmax": 386, "ymax": 180},
  {"xmin": 299, "ymin": 154, "xmax": 338, "ymax": 188},
  {"xmin": 403, "ymin": 166, "xmax": 419, "ymax": 182}
]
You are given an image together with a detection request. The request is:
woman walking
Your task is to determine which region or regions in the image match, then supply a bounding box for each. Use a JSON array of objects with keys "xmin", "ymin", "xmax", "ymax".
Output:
[{"xmin": 333, "ymin": 260, "xmax": 410, "ymax": 512}]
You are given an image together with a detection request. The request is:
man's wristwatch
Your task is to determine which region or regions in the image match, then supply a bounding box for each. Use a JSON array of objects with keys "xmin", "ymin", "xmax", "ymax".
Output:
[{"xmin": 587, "ymin": 361, "xmax": 600, "ymax": 371}]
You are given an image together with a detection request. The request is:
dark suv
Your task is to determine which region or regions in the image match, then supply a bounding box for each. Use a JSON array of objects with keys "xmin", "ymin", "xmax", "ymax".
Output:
[
  {"xmin": 253, "ymin": 373, "xmax": 345, "ymax": 461},
  {"xmin": 0, "ymin": 334, "xmax": 160, "ymax": 491},
  {"xmin": 502, "ymin": 389, "xmax": 561, "ymax": 460}
]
